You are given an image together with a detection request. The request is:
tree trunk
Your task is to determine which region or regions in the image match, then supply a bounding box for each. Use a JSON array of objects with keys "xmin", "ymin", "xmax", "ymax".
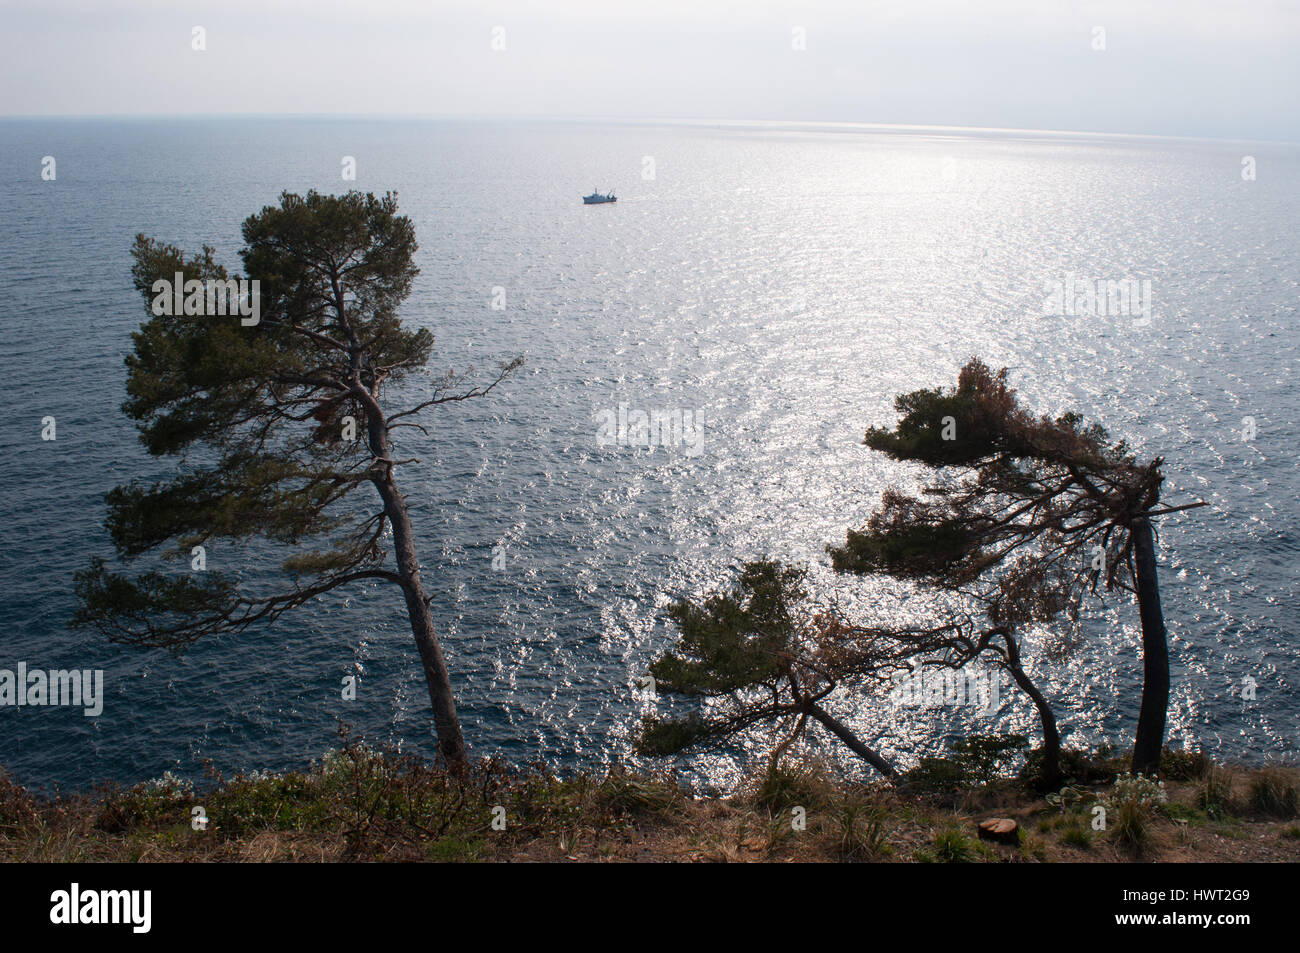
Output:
[
  {"xmin": 357, "ymin": 373, "xmax": 468, "ymax": 769},
  {"xmin": 806, "ymin": 702, "xmax": 897, "ymax": 778},
  {"xmin": 1005, "ymin": 662, "xmax": 1061, "ymax": 790},
  {"xmin": 992, "ymin": 628, "xmax": 1061, "ymax": 790},
  {"xmin": 376, "ymin": 473, "xmax": 469, "ymax": 769},
  {"xmin": 1130, "ymin": 516, "xmax": 1168, "ymax": 775},
  {"xmin": 329, "ymin": 260, "xmax": 469, "ymax": 770}
]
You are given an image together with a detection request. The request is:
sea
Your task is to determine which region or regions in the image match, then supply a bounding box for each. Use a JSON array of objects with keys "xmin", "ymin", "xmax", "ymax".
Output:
[{"xmin": 0, "ymin": 117, "xmax": 1296, "ymax": 793}]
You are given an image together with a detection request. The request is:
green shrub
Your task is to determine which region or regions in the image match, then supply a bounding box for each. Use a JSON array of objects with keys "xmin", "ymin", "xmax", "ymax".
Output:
[
  {"xmin": 1104, "ymin": 773, "xmax": 1167, "ymax": 853},
  {"xmin": 950, "ymin": 734, "xmax": 1029, "ymax": 784},
  {"xmin": 747, "ymin": 761, "xmax": 837, "ymax": 815},
  {"xmin": 426, "ymin": 834, "xmax": 486, "ymax": 862},
  {"xmin": 205, "ymin": 771, "xmax": 328, "ymax": 837},
  {"xmin": 901, "ymin": 757, "xmax": 971, "ymax": 796},
  {"xmin": 1061, "ymin": 825, "xmax": 1092, "ymax": 848},
  {"xmin": 1161, "ymin": 801, "xmax": 1207, "ymax": 825},
  {"xmin": 95, "ymin": 773, "xmax": 193, "ymax": 834},
  {"xmin": 1044, "ymin": 784, "xmax": 1096, "ymax": 814},
  {"xmin": 1198, "ymin": 765, "xmax": 1234, "ymax": 820},
  {"xmin": 1112, "ymin": 801, "xmax": 1150, "ymax": 851},
  {"xmin": 1160, "ymin": 748, "xmax": 1209, "ymax": 781},
  {"xmin": 932, "ymin": 826, "xmax": 978, "ymax": 862},
  {"xmin": 834, "ymin": 798, "xmax": 892, "ymax": 860},
  {"xmin": 1247, "ymin": 768, "xmax": 1298, "ymax": 819},
  {"xmin": 597, "ymin": 771, "xmax": 685, "ymax": 819},
  {"xmin": 1020, "ymin": 746, "xmax": 1119, "ymax": 791}
]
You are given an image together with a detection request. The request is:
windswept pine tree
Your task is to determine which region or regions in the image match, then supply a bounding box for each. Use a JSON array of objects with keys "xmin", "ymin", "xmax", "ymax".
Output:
[
  {"xmin": 637, "ymin": 560, "xmax": 899, "ymax": 778},
  {"xmin": 828, "ymin": 608, "xmax": 1065, "ymax": 789},
  {"xmin": 829, "ymin": 358, "xmax": 1204, "ymax": 778},
  {"xmin": 73, "ymin": 190, "xmax": 521, "ymax": 768},
  {"xmin": 636, "ymin": 558, "xmax": 1062, "ymax": 786}
]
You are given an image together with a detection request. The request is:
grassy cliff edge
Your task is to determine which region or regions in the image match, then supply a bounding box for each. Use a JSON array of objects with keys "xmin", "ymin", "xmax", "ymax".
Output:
[{"xmin": 2, "ymin": 743, "xmax": 1297, "ymax": 863}]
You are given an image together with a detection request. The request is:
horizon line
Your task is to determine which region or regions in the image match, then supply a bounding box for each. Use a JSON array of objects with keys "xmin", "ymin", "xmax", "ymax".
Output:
[{"xmin": 0, "ymin": 112, "xmax": 1295, "ymax": 147}]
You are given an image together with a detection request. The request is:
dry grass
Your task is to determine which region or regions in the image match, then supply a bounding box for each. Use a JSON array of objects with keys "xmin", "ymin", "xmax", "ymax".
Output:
[{"xmin": 1, "ymin": 751, "xmax": 1297, "ymax": 863}]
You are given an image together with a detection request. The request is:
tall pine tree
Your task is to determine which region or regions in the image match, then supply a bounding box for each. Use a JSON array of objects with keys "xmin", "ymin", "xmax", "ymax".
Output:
[
  {"xmin": 830, "ymin": 358, "xmax": 1204, "ymax": 777},
  {"xmin": 74, "ymin": 190, "xmax": 520, "ymax": 768}
]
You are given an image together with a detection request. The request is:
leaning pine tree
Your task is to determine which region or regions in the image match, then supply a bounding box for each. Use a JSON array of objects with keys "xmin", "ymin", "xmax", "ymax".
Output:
[
  {"xmin": 636, "ymin": 558, "xmax": 1065, "ymax": 786},
  {"xmin": 637, "ymin": 560, "xmax": 901, "ymax": 778},
  {"xmin": 73, "ymin": 190, "xmax": 521, "ymax": 769},
  {"xmin": 829, "ymin": 358, "xmax": 1204, "ymax": 777}
]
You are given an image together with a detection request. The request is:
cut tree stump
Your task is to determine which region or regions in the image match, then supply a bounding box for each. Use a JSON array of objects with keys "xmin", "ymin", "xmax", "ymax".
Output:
[{"xmin": 977, "ymin": 818, "xmax": 1019, "ymax": 844}]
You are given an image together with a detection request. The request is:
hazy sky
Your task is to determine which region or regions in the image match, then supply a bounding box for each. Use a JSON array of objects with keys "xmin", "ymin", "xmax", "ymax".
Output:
[{"xmin": 2, "ymin": 0, "xmax": 1297, "ymax": 140}]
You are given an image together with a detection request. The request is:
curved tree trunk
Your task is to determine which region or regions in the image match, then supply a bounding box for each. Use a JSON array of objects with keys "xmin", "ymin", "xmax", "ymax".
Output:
[
  {"xmin": 354, "ymin": 361, "xmax": 468, "ymax": 769},
  {"xmin": 374, "ymin": 471, "xmax": 468, "ymax": 768},
  {"xmin": 377, "ymin": 473, "xmax": 467, "ymax": 770},
  {"xmin": 330, "ymin": 251, "xmax": 469, "ymax": 771},
  {"xmin": 1004, "ymin": 662, "xmax": 1061, "ymax": 790},
  {"xmin": 806, "ymin": 702, "xmax": 897, "ymax": 778},
  {"xmin": 992, "ymin": 628, "xmax": 1061, "ymax": 790},
  {"xmin": 1130, "ymin": 516, "xmax": 1168, "ymax": 775},
  {"xmin": 989, "ymin": 628, "xmax": 1061, "ymax": 790}
]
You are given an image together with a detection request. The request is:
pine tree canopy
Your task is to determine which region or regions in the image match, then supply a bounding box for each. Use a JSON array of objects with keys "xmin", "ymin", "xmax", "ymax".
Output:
[
  {"xmin": 74, "ymin": 190, "xmax": 520, "ymax": 650},
  {"xmin": 637, "ymin": 560, "xmax": 903, "ymax": 768},
  {"xmin": 830, "ymin": 358, "xmax": 1183, "ymax": 620}
]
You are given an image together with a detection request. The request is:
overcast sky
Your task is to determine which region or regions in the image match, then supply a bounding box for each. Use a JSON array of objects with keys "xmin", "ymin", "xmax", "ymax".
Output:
[{"xmin": 2, "ymin": 0, "xmax": 1297, "ymax": 140}]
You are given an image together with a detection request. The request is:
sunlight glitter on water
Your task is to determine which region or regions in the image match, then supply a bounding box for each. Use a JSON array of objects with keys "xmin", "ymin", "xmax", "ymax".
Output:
[{"xmin": 0, "ymin": 119, "xmax": 1295, "ymax": 790}]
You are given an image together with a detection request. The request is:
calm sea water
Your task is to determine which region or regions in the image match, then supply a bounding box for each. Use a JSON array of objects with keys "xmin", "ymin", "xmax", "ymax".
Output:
[{"xmin": 0, "ymin": 118, "xmax": 1296, "ymax": 793}]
